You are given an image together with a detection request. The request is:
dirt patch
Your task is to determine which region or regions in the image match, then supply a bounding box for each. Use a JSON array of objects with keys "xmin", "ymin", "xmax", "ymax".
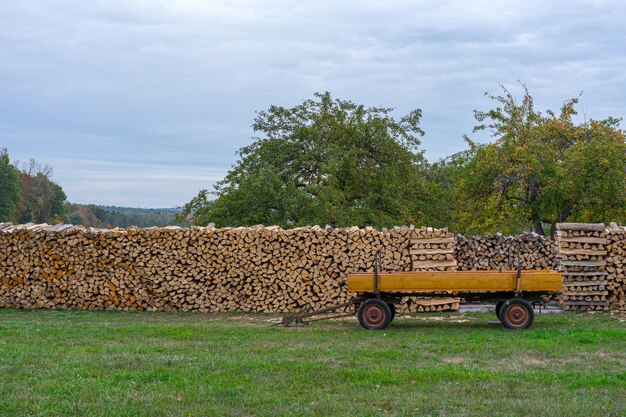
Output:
[
  {"xmin": 611, "ymin": 312, "xmax": 626, "ymax": 322},
  {"xmin": 442, "ymin": 356, "xmax": 465, "ymax": 364},
  {"xmin": 492, "ymin": 350, "xmax": 626, "ymax": 371},
  {"xmin": 404, "ymin": 315, "xmax": 470, "ymax": 323}
]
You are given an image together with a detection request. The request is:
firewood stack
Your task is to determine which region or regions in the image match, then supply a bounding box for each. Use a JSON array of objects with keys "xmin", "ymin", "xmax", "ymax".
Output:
[
  {"xmin": 403, "ymin": 227, "xmax": 459, "ymax": 313},
  {"xmin": 606, "ymin": 223, "xmax": 626, "ymax": 312},
  {"xmin": 556, "ymin": 223, "xmax": 609, "ymax": 312},
  {"xmin": 410, "ymin": 227, "xmax": 456, "ymax": 271},
  {"xmin": 2, "ymin": 222, "xmax": 625, "ymax": 314},
  {"xmin": 0, "ymin": 223, "xmax": 418, "ymax": 313},
  {"xmin": 455, "ymin": 233, "xmax": 558, "ymax": 271}
]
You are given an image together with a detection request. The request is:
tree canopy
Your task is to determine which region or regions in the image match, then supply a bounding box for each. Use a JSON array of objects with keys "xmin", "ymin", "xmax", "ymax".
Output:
[
  {"xmin": 182, "ymin": 92, "xmax": 429, "ymax": 228},
  {"xmin": 0, "ymin": 148, "xmax": 21, "ymax": 222},
  {"xmin": 6, "ymin": 85, "xmax": 626, "ymax": 236},
  {"xmin": 16, "ymin": 159, "xmax": 68, "ymax": 224},
  {"xmin": 182, "ymin": 87, "xmax": 626, "ymax": 235},
  {"xmin": 454, "ymin": 85, "xmax": 626, "ymax": 236},
  {"xmin": 0, "ymin": 151, "xmax": 69, "ymax": 224}
]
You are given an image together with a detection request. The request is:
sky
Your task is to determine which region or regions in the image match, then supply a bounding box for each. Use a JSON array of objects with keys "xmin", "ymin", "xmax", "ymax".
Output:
[{"xmin": 1, "ymin": 0, "xmax": 625, "ymax": 208}]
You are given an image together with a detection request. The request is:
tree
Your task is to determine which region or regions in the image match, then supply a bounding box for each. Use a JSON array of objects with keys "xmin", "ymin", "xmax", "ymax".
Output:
[
  {"xmin": 17, "ymin": 159, "xmax": 68, "ymax": 224},
  {"xmin": 182, "ymin": 92, "xmax": 428, "ymax": 228},
  {"xmin": 0, "ymin": 148, "xmax": 21, "ymax": 222},
  {"xmin": 459, "ymin": 84, "xmax": 626, "ymax": 236}
]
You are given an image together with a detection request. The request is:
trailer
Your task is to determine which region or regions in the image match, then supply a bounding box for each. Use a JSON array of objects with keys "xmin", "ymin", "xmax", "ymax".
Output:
[{"xmin": 276, "ymin": 253, "xmax": 562, "ymax": 330}]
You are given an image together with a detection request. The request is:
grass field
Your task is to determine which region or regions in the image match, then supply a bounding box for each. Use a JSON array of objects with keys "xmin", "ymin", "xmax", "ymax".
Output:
[{"xmin": 0, "ymin": 309, "xmax": 624, "ymax": 417}]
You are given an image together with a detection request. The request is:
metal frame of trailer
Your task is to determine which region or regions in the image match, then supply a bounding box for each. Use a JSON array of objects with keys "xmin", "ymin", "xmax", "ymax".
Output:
[{"xmin": 275, "ymin": 251, "xmax": 563, "ymax": 330}]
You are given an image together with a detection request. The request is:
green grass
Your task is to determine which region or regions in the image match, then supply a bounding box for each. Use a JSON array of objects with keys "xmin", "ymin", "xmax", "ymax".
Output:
[{"xmin": 0, "ymin": 309, "xmax": 624, "ymax": 417}]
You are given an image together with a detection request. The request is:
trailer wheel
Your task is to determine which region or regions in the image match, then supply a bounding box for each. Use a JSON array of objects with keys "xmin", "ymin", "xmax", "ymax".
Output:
[
  {"xmin": 358, "ymin": 299, "xmax": 392, "ymax": 330},
  {"xmin": 495, "ymin": 301, "xmax": 504, "ymax": 321},
  {"xmin": 387, "ymin": 303, "xmax": 396, "ymax": 322},
  {"xmin": 500, "ymin": 299, "xmax": 534, "ymax": 329}
]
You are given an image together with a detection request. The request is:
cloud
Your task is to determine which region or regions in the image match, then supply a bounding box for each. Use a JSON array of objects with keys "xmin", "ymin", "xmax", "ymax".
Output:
[
  {"xmin": 1, "ymin": 0, "xmax": 625, "ymax": 206},
  {"xmin": 63, "ymin": 160, "xmax": 227, "ymax": 208}
]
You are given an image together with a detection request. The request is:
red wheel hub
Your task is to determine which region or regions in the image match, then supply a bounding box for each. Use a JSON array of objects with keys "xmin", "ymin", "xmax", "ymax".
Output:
[
  {"xmin": 506, "ymin": 305, "xmax": 529, "ymax": 327},
  {"xmin": 363, "ymin": 305, "xmax": 385, "ymax": 325}
]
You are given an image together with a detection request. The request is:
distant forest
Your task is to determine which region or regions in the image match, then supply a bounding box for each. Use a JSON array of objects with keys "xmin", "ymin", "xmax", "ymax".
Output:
[
  {"xmin": 0, "ymin": 148, "xmax": 184, "ymax": 228},
  {"xmin": 67, "ymin": 205, "xmax": 184, "ymax": 228}
]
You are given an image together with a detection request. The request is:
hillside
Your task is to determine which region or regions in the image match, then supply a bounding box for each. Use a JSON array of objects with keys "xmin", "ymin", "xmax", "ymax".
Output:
[{"xmin": 67, "ymin": 204, "xmax": 186, "ymax": 228}]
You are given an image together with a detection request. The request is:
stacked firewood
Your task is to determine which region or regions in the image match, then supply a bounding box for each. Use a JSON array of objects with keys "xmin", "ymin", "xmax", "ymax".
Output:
[
  {"xmin": 2, "ymin": 222, "xmax": 625, "ymax": 314},
  {"xmin": 404, "ymin": 297, "xmax": 460, "ymax": 313},
  {"xmin": 606, "ymin": 223, "xmax": 626, "ymax": 312},
  {"xmin": 455, "ymin": 233, "xmax": 558, "ymax": 271},
  {"xmin": 556, "ymin": 223, "xmax": 609, "ymax": 311},
  {"xmin": 404, "ymin": 227, "xmax": 459, "ymax": 313},
  {"xmin": 0, "ymin": 223, "xmax": 418, "ymax": 313},
  {"xmin": 410, "ymin": 227, "xmax": 456, "ymax": 271}
]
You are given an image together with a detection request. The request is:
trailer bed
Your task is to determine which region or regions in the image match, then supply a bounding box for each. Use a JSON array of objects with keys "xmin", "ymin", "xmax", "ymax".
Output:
[{"xmin": 347, "ymin": 270, "xmax": 562, "ymax": 294}]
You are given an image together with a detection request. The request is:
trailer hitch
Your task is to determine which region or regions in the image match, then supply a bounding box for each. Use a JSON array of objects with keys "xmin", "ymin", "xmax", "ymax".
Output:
[{"xmin": 272, "ymin": 300, "xmax": 357, "ymax": 327}]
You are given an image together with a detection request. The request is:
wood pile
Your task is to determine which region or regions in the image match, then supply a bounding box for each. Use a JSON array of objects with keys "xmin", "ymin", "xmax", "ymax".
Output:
[
  {"xmin": 410, "ymin": 227, "xmax": 456, "ymax": 271},
  {"xmin": 405, "ymin": 297, "xmax": 460, "ymax": 313},
  {"xmin": 406, "ymin": 227, "xmax": 459, "ymax": 312},
  {"xmin": 2, "ymin": 221, "xmax": 625, "ymax": 314},
  {"xmin": 455, "ymin": 233, "xmax": 558, "ymax": 271},
  {"xmin": 556, "ymin": 223, "xmax": 609, "ymax": 311},
  {"xmin": 0, "ymin": 222, "xmax": 417, "ymax": 313},
  {"xmin": 606, "ymin": 223, "xmax": 626, "ymax": 312}
]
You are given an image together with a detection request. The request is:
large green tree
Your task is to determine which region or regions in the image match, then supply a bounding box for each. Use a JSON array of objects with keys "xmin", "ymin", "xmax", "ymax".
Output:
[
  {"xmin": 0, "ymin": 148, "xmax": 21, "ymax": 222},
  {"xmin": 183, "ymin": 92, "xmax": 428, "ymax": 228},
  {"xmin": 458, "ymin": 85, "xmax": 626, "ymax": 236}
]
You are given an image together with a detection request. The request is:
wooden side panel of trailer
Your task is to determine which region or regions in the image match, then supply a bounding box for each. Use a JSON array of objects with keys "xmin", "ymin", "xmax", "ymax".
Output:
[{"xmin": 347, "ymin": 270, "xmax": 562, "ymax": 293}]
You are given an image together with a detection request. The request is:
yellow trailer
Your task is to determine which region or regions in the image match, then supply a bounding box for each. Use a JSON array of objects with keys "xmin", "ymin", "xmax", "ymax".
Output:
[
  {"xmin": 346, "ymin": 269, "xmax": 562, "ymax": 330},
  {"xmin": 276, "ymin": 253, "xmax": 562, "ymax": 330}
]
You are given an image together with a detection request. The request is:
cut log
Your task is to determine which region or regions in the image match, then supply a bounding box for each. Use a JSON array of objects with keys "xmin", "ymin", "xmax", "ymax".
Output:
[{"xmin": 556, "ymin": 223, "xmax": 606, "ymax": 232}]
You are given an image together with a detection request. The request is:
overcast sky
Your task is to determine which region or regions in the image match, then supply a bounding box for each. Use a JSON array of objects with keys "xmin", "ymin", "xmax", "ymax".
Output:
[{"xmin": 2, "ymin": 0, "xmax": 625, "ymax": 207}]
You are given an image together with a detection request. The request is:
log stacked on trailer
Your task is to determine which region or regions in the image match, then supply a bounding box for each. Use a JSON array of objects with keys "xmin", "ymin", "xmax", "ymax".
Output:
[
  {"xmin": 556, "ymin": 223, "xmax": 609, "ymax": 311},
  {"xmin": 403, "ymin": 297, "xmax": 459, "ymax": 313},
  {"xmin": 606, "ymin": 223, "xmax": 626, "ymax": 312},
  {"xmin": 404, "ymin": 227, "xmax": 460, "ymax": 313},
  {"xmin": 455, "ymin": 233, "xmax": 558, "ymax": 271}
]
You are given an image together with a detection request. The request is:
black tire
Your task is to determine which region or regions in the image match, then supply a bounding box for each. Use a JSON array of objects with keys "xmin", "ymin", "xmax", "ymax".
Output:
[
  {"xmin": 500, "ymin": 299, "xmax": 534, "ymax": 330},
  {"xmin": 495, "ymin": 301, "xmax": 504, "ymax": 321},
  {"xmin": 358, "ymin": 299, "xmax": 392, "ymax": 330},
  {"xmin": 387, "ymin": 303, "xmax": 396, "ymax": 322}
]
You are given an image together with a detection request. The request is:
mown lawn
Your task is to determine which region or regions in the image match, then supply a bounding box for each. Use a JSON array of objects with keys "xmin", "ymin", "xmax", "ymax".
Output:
[{"xmin": 0, "ymin": 309, "xmax": 624, "ymax": 417}]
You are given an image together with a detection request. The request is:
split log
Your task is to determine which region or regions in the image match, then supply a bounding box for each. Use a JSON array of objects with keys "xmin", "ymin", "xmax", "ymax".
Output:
[{"xmin": 556, "ymin": 223, "xmax": 606, "ymax": 232}]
